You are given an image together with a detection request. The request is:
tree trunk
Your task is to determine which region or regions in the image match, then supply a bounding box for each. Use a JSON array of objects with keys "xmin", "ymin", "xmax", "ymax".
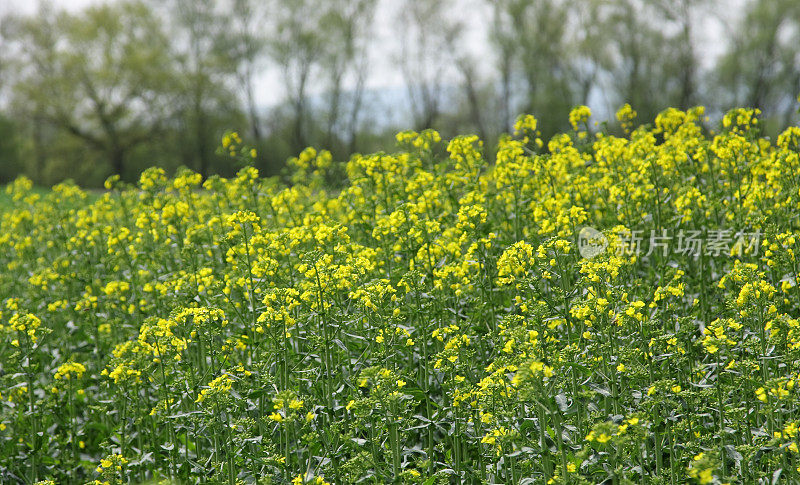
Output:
[
  {"xmin": 677, "ymin": 9, "xmax": 695, "ymax": 110},
  {"xmin": 292, "ymin": 63, "xmax": 310, "ymax": 154},
  {"xmin": 196, "ymin": 113, "xmax": 209, "ymax": 179},
  {"xmin": 325, "ymin": 69, "xmax": 343, "ymax": 150},
  {"xmin": 500, "ymin": 54, "xmax": 511, "ymax": 133},
  {"xmin": 461, "ymin": 62, "xmax": 487, "ymax": 141},
  {"xmin": 347, "ymin": 67, "xmax": 367, "ymax": 155},
  {"xmin": 32, "ymin": 114, "xmax": 46, "ymax": 183},
  {"xmin": 111, "ymin": 146, "xmax": 125, "ymax": 178},
  {"xmin": 245, "ymin": 69, "xmax": 262, "ymax": 143}
]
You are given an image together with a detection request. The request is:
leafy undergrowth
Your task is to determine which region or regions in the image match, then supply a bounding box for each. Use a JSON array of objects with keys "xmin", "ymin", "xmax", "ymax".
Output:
[{"xmin": 3, "ymin": 106, "xmax": 800, "ymax": 484}]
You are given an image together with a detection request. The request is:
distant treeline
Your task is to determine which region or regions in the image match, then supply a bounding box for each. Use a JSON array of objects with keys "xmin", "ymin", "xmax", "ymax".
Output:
[{"xmin": 0, "ymin": 0, "xmax": 798, "ymax": 186}]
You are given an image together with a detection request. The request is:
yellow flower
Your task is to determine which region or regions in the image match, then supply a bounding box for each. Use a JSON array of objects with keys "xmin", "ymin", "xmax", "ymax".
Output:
[
  {"xmin": 569, "ymin": 105, "xmax": 592, "ymax": 131},
  {"xmin": 54, "ymin": 361, "xmax": 86, "ymax": 380},
  {"xmin": 514, "ymin": 114, "xmax": 538, "ymax": 135},
  {"xmin": 616, "ymin": 103, "xmax": 637, "ymax": 132}
]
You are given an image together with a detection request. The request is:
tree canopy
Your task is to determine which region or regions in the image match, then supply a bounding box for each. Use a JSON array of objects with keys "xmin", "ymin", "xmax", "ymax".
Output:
[{"xmin": 0, "ymin": 0, "xmax": 797, "ymax": 186}]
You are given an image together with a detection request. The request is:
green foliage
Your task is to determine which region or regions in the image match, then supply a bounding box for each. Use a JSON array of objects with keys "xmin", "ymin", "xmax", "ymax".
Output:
[
  {"xmin": 2, "ymin": 107, "xmax": 800, "ymax": 483},
  {"xmin": 0, "ymin": 115, "xmax": 23, "ymax": 184},
  {"xmin": 714, "ymin": 0, "xmax": 800, "ymax": 118}
]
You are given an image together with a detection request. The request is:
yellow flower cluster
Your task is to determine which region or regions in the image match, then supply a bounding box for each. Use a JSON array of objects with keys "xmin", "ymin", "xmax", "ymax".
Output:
[
  {"xmin": 196, "ymin": 373, "xmax": 233, "ymax": 404},
  {"xmin": 569, "ymin": 105, "xmax": 592, "ymax": 132},
  {"xmin": 54, "ymin": 361, "xmax": 86, "ymax": 380},
  {"xmin": 8, "ymin": 312, "xmax": 42, "ymax": 343}
]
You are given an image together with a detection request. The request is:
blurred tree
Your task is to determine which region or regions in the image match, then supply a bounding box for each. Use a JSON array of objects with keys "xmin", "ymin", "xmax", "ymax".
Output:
[
  {"xmin": 164, "ymin": 0, "xmax": 243, "ymax": 178},
  {"xmin": 318, "ymin": 0, "xmax": 378, "ymax": 154},
  {"xmin": 649, "ymin": 0, "xmax": 706, "ymax": 110},
  {"xmin": 453, "ymin": 51, "xmax": 489, "ymax": 141},
  {"xmin": 226, "ymin": 0, "xmax": 268, "ymax": 144},
  {"xmin": 0, "ymin": 2, "xmax": 58, "ymax": 182},
  {"xmin": 2, "ymin": 0, "xmax": 800, "ymax": 186},
  {"xmin": 2, "ymin": 0, "xmax": 175, "ymax": 181},
  {"xmin": 489, "ymin": 1, "xmax": 517, "ymax": 134},
  {"xmin": 443, "ymin": 1, "xmax": 493, "ymax": 142},
  {"xmin": 397, "ymin": 0, "xmax": 461, "ymax": 131},
  {"xmin": 566, "ymin": 0, "xmax": 614, "ymax": 108},
  {"xmin": 268, "ymin": 0, "xmax": 325, "ymax": 154},
  {"xmin": 0, "ymin": 115, "xmax": 23, "ymax": 183},
  {"xmin": 489, "ymin": 0, "xmax": 579, "ymax": 136},
  {"xmin": 715, "ymin": 0, "xmax": 800, "ymax": 123},
  {"xmin": 604, "ymin": 0, "xmax": 682, "ymax": 122}
]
